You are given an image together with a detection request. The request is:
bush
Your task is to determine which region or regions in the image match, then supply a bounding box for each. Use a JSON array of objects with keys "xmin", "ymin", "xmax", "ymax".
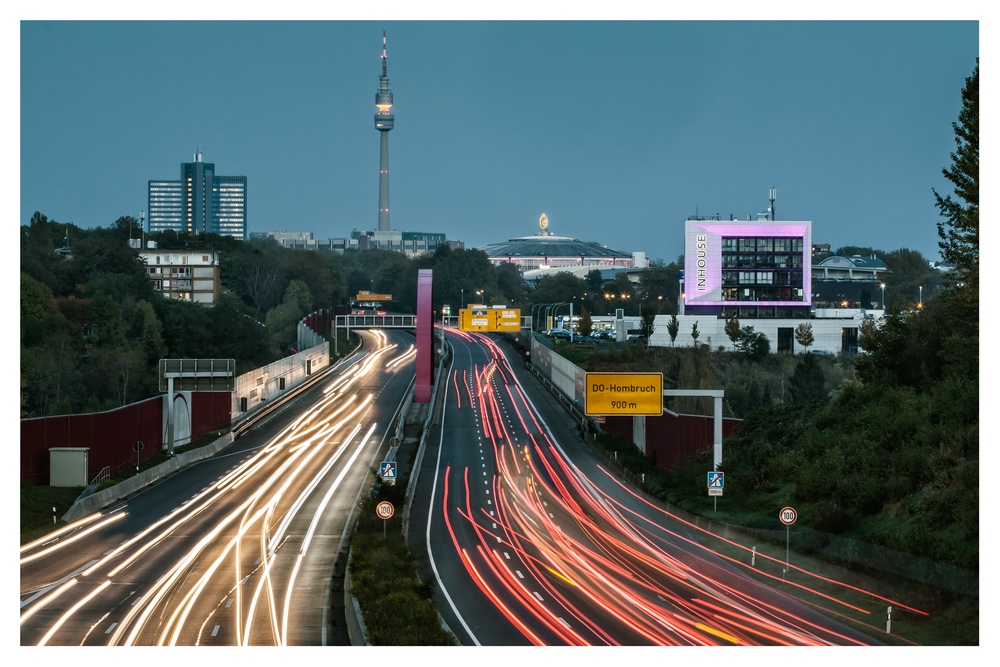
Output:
[{"xmin": 349, "ymin": 480, "xmax": 458, "ymax": 646}]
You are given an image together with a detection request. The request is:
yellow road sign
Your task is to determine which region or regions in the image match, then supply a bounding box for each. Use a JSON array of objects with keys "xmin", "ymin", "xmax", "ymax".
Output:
[
  {"xmin": 585, "ymin": 372, "xmax": 663, "ymax": 416},
  {"xmin": 356, "ymin": 290, "xmax": 392, "ymax": 301},
  {"xmin": 460, "ymin": 308, "xmax": 520, "ymax": 332}
]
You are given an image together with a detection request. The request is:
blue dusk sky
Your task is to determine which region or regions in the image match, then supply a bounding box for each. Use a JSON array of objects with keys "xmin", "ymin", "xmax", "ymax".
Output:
[{"xmin": 16, "ymin": 12, "xmax": 982, "ymax": 266}]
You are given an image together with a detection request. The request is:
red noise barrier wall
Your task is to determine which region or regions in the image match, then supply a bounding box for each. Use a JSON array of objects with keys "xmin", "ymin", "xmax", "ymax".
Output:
[
  {"xmin": 21, "ymin": 392, "xmax": 232, "ymax": 485},
  {"xmin": 601, "ymin": 412, "xmax": 741, "ymax": 473}
]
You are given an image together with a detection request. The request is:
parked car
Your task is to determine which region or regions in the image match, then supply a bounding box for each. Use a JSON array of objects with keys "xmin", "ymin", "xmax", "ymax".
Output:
[
  {"xmin": 596, "ymin": 330, "xmax": 614, "ymax": 340},
  {"xmin": 547, "ymin": 329, "xmax": 572, "ymax": 340},
  {"xmin": 627, "ymin": 334, "xmax": 648, "ymax": 345},
  {"xmin": 574, "ymin": 335, "xmax": 599, "ymax": 343}
]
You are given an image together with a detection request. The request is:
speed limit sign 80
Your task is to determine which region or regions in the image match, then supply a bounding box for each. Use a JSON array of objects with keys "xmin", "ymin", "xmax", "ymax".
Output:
[{"xmin": 779, "ymin": 507, "xmax": 797, "ymax": 525}]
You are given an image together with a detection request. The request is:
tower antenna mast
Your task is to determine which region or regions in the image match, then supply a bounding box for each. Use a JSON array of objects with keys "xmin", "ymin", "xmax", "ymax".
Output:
[{"xmin": 374, "ymin": 30, "xmax": 395, "ymax": 232}]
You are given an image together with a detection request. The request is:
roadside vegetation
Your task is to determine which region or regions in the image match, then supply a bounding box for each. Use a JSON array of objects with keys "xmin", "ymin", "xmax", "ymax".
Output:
[{"xmin": 349, "ymin": 480, "xmax": 459, "ymax": 645}]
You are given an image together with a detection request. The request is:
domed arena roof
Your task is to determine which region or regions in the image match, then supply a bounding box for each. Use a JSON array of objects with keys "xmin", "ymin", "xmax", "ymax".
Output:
[{"xmin": 478, "ymin": 232, "xmax": 633, "ymax": 263}]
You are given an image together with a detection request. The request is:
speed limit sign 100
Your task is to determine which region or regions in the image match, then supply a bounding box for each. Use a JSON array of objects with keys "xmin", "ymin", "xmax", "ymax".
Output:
[
  {"xmin": 779, "ymin": 507, "xmax": 797, "ymax": 525},
  {"xmin": 376, "ymin": 501, "xmax": 394, "ymax": 520}
]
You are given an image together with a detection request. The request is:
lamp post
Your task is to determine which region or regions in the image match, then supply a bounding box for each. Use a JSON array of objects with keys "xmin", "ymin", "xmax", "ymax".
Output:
[
  {"xmin": 531, "ymin": 303, "xmax": 547, "ymax": 331},
  {"xmin": 461, "ymin": 288, "xmax": 464, "ymax": 310},
  {"xmin": 919, "ymin": 285, "xmax": 923, "ymax": 309},
  {"xmin": 476, "ymin": 289, "xmax": 484, "ymax": 305},
  {"xmin": 880, "ymin": 283, "xmax": 886, "ymax": 312}
]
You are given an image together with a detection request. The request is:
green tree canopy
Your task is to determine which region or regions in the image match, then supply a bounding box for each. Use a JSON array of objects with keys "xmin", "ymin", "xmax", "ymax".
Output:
[{"xmin": 934, "ymin": 59, "xmax": 978, "ymax": 309}]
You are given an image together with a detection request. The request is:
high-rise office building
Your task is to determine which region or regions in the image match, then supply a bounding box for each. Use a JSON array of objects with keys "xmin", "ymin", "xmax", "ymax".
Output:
[{"xmin": 148, "ymin": 152, "xmax": 247, "ymax": 239}]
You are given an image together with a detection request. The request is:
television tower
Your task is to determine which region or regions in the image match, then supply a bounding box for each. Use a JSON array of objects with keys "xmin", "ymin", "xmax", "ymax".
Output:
[{"xmin": 374, "ymin": 30, "xmax": 394, "ymax": 231}]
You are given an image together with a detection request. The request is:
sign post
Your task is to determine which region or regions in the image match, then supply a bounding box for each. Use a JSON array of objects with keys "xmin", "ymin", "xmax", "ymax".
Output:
[
  {"xmin": 779, "ymin": 506, "xmax": 797, "ymax": 579},
  {"xmin": 133, "ymin": 440, "xmax": 144, "ymax": 473},
  {"xmin": 707, "ymin": 471, "xmax": 724, "ymax": 512},
  {"xmin": 376, "ymin": 500, "xmax": 394, "ymax": 537}
]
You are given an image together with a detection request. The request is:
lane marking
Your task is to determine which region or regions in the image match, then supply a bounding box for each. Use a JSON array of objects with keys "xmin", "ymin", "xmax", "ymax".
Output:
[
  {"xmin": 516, "ymin": 571, "xmax": 524, "ymax": 579},
  {"xmin": 105, "ymin": 622, "xmax": 117, "ymax": 634},
  {"xmin": 212, "ymin": 625, "xmax": 220, "ymax": 637}
]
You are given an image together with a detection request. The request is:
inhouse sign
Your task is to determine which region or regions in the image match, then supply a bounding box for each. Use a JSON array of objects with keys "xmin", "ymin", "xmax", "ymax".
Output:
[{"xmin": 696, "ymin": 234, "xmax": 707, "ymax": 291}]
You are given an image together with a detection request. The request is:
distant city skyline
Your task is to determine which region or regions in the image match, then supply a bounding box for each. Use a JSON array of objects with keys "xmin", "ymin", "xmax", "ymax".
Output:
[{"xmin": 20, "ymin": 20, "xmax": 980, "ymax": 265}]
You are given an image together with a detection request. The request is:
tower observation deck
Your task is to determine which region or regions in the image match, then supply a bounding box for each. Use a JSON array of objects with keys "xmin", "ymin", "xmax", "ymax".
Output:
[{"xmin": 374, "ymin": 30, "xmax": 394, "ymax": 232}]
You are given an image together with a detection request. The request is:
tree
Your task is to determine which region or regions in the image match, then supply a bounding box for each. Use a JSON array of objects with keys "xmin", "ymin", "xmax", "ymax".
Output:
[
  {"xmin": 577, "ymin": 306, "xmax": 593, "ymax": 337},
  {"xmin": 639, "ymin": 308, "xmax": 656, "ymax": 339},
  {"xmin": 113, "ymin": 215, "xmax": 142, "ymax": 241},
  {"xmin": 246, "ymin": 258, "xmax": 282, "ymax": 314},
  {"xmin": 585, "ymin": 269, "xmax": 604, "ymax": 294},
  {"xmin": 87, "ymin": 291, "xmax": 128, "ymax": 349},
  {"xmin": 724, "ymin": 314, "xmax": 741, "ymax": 348},
  {"xmin": 667, "ymin": 315, "xmax": 679, "ymax": 347},
  {"xmin": 789, "ymin": 353, "xmax": 827, "ymax": 404},
  {"xmin": 690, "ymin": 321, "xmax": 700, "ymax": 346},
  {"xmin": 735, "ymin": 325, "xmax": 770, "ymax": 360},
  {"xmin": 794, "ymin": 322, "xmax": 814, "ymax": 352},
  {"xmin": 933, "ymin": 58, "xmax": 978, "ymax": 307}
]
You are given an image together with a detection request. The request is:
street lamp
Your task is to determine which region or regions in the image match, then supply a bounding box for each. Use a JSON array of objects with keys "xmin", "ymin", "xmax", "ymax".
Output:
[
  {"xmin": 880, "ymin": 283, "xmax": 886, "ymax": 311},
  {"xmin": 461, "ymin": 288, "xmax": 464, "ymax": 310},
  {"xmin": 919, "ymin": 285, "xmax": 923, "ymax": 309}
]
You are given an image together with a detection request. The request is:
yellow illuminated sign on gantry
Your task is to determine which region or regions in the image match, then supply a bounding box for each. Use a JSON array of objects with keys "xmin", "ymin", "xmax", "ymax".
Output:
[
  {"xmin": 356, "ymin": 290, "xmax": 392, "ymax": 301},
  {"xmin": 585, "ymin": 372, "xmax": 663, "ymax": 416},
  {"xmin": 459, "ymin": 308, "xmax": 521, "ymax": 332}
]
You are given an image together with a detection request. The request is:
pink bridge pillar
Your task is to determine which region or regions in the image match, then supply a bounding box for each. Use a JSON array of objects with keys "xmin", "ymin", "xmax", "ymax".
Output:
[{"xmin": 415, "ymin": 269, "xmax": 434, "ymax": 403}]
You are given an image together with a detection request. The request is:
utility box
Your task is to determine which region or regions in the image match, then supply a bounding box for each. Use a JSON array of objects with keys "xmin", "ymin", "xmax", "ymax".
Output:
[{"xmin": 49, "ymin": 447, "xmax": 90, "ymax": 487}]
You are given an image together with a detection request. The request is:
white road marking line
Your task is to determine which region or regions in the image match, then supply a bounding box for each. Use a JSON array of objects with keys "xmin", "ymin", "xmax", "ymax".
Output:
[
  {"xmin": 496, "ymin": 537, "xmax": 502, "ymax": 543},
  {"xmin": 132, "ymin": 596, "xmax": 142, "ymax": 606},
  {"xmin": 212, "ymin": 625, "xmax": 220, "ymax": 637},
  {"xmin": 504, "ymin": 552, "xmax": 510, "ymax": 560},
  {"xmin": 105, "ymin": 622, "xmax": 118, "ymax": 634},
  {"xmin": 516, "ymin": 571, "xmax": 524, "ymax": 579},
  {"xmin": 558, "ymin": 617, "xmax": 571, "ymax": 628},
  {"xmin": 493, "ymin": 523, "xmax": 497, "ymax": 529},
  {"xmin": 533, "ymin": 591, "xmax": 544, "ymax": 601},
  {"xmin": 226, "ymin": 599, "xmax": 234, "ymax": 608},
  {"xmin": 488, "ymin": 500, "xmax": 492, "ymax": 505}
]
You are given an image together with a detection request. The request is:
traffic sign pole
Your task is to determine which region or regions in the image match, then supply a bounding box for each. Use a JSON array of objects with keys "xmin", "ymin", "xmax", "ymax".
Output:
[
  {"xmin": 779, "ymin": 507, "xmax": 797, "ymax": 580},
  {"xmin": 376, "ymin": 501, "xmax": 394, "ymax": 537}
]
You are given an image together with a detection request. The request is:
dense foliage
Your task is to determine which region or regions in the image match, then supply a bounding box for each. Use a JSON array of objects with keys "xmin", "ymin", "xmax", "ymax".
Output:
[{"xmin": 350, "ymin": 481, "xmax": 458, "ymax": 645}]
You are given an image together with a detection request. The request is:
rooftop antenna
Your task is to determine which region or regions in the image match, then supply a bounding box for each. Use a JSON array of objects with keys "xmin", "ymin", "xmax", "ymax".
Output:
[
  {"xmin": 769, "ymin": 187, "xmax": 777, "ymax": 221},
  {"xmin": 382, "ymin": 30, "xmax": 387, "ymax": 78}
]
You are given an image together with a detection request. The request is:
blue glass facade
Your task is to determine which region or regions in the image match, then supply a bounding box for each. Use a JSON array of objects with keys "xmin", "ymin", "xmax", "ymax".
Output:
[{"xmin": 148, "ymin": 153, "xmax": 247, "ymax": 239}]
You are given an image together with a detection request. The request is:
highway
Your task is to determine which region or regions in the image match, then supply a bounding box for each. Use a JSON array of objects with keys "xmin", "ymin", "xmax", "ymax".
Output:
[
  {"xmin": 19, "ymin": 329, "xmax": 415, "ymax": 646},
  {"xmin": 410, "ymin": 329, "xmax": 887, "ymax": 646}
]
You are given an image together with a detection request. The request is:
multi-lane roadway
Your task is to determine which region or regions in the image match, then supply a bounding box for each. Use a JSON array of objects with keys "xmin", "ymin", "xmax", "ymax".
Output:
[
  {"xmin": 409, "ymin": 329, "xmax": 899, "ymax": 646},
  {"xmin": 22, "ymin": 326, "xmax": 919, "ymax": 646},
  {"xmin": 20, "ymin": 329, "xmax": 415, "ymax": 646}
]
